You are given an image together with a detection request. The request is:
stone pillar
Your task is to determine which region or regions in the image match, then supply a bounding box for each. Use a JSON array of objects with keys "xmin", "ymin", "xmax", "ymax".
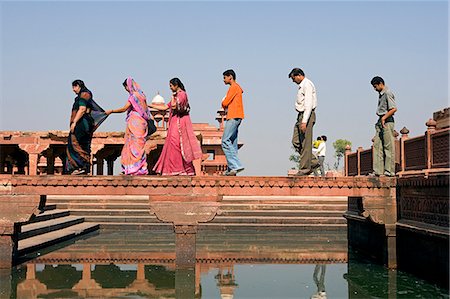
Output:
[
  {"xmin": 399, "ymin": 127, "xmax": 409, "ymax": 173},
  {"xmin": 387, "ymin": 268, "xmax": 398, "ymax": 299},
  {"xmin": 28, "ymin": 153, "xmax": 39, "ymax": 176},
  {"xmin": 91, "ymin": 145, "xmax": 105, "ymax": 176},
  {"xmin": 149, "ymin": 202, "xmax": 219, "ymax": 297},
  {"xmin": 96, "ymin": 158, "xmax": 104, "ymax": 175},
  {"xmin": 16, "ymin": 263, "xmax": 48, "ymax": 298},
  {"xmin": 174, "ymin": 225, "xmax": 197, "ymax": 268},
  {"xmin": 47, "ymin": 149, "xmax": 55, "ymax": 175},
  {"xmin": 344, "ymin": 145, "xmax": 352, "ymax": 176},
  {"xmin": 176, "ymin": 267, "xmax": 195, "ymax": 299},
  {"xmin": 174, "ymin": 225, "xmax": 197, "ymax": 299},
  {"xmin": 18, "ymin": 144, "xmax": 49, "ymax": 176},
  {"xmin": 426, "ymin": 119, "xmax": 437, "ymax": 170},
  {"xmin": 216, "ymin": 108, "xmax": 226, "ymax": 131},
  {"xmin": 106, "ymin": 158, "xmax": 115, "ymax": 175},
  {"xmin": 357, "ymin": 146, "xmax": 363, "ymax": 176},
  {"xmin": 385, "ymin": 186, "xmax": 397, "ymax": 269},
  {"xmin": 72, "ymin": 263, "xmax": 101, "ymax": 295}
]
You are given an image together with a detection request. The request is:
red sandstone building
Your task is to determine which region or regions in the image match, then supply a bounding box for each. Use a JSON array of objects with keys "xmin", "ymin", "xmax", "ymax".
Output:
[{"xmin": 0, "ymin": 95, "xmax": 241, "ymax": 176}]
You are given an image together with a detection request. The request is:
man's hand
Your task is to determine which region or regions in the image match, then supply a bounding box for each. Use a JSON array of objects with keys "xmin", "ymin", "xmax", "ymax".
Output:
[
  {"xmin": 70, "ymin": 122, "xmax": 76, "ymax": 133},
  {"xmin": 381, "ymin": 117, "xmax": 386, "ymax": 128},
  {"xmin": 301, "ymin": 123, "xmax": 307, "ymax": 133}
]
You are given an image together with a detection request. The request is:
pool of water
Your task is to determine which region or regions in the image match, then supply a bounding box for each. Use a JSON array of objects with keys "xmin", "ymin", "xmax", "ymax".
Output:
[{"xmin": 3, "ymin": 229, "xmax": 449, "ymax": 298}]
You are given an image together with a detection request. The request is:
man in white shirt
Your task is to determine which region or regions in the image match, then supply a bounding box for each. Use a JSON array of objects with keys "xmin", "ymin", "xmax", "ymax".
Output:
[{"xmin": 289, "ymin": 68, "xmax": 319, "ymax": 176}]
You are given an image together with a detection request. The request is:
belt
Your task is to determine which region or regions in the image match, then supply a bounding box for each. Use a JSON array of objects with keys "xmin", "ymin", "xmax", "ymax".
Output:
[{"xmin": 298, "ymin": 108, "xmax": 316, "ymax": 113}]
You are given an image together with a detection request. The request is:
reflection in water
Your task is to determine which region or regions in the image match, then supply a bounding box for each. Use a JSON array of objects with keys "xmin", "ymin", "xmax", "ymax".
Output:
[
  {"xmin": 215, "ymin": 267, "xmax": 238, "ymax": 299},
  {"xmin": 3, "ymin": 229, "xmax": 449, "ymax": 298},
  {"xmin": 311, "ymin": 264, "xmax": 326, "ymax": 299}
]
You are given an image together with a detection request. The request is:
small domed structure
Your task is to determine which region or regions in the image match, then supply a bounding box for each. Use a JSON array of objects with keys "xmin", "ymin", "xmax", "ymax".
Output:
[{"xmin": 151, "ymin": 92, "xmax": 165, "ymax": 105}]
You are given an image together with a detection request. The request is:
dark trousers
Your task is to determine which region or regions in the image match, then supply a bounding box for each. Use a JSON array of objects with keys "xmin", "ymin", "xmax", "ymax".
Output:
[{"xmin": 292, "ymin": 110, "xmax": 318, "ymax": 173}]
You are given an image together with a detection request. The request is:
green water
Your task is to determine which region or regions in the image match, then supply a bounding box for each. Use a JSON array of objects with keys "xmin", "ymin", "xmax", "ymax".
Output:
[{"xmin": 3, "ymin": 229, "xmax": 449, "ymax": 298}]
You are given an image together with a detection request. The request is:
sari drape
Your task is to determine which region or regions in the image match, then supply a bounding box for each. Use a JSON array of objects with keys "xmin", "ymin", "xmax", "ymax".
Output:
[
  {"xmin": 121, "ymin": 77, "xmax": 149, "ymax": 175},
  {"xmin": 65, "ymin": 88, "xmax": 107, "ymax": 174},
  {"xmin": 153, "ymin": 90, "xmax": 202, "ymax": 175}
]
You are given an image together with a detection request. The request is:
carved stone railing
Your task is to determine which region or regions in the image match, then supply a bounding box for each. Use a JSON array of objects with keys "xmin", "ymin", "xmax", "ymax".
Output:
[
  {"xmin": 397, "ymin": 175, "xmax": 449, "ymax": 229},
  {"xmin": 345, "ymin": 117, "xmax": 449, "ymax": 177}
]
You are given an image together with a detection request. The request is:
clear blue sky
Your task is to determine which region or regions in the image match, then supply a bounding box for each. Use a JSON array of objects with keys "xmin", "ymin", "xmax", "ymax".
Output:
[{"xmin": 1, "ymin": 1, "xmax": 448, "ymax": 175}]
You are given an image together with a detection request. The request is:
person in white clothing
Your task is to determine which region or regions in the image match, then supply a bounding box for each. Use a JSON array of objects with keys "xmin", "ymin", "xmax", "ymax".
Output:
[
  {"xmin": 313, "ymin": 135, "xmax": 327, "ymax": 177},
  {"xmin": 289, "ymin": 68, "xmax": 319, "ymax": 176}
]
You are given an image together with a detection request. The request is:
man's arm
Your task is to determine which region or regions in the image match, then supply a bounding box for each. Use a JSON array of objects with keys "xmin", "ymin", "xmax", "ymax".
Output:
[
  {"xmin": 222, "ymin": 85, "xmax": 238, "ymax": 108},
  {"xmin": 300, "ymin": 82, "xmax": 314, "ymax": 132},
  {"xmin": 381, "ymin": 108, "xmax": 397, "ymax": 127}
]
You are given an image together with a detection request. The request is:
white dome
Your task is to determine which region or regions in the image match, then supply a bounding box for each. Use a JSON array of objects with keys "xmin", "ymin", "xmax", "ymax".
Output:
[{"xmin": 151, "ymin": 93, "xmax": 165, "ymax": 104}]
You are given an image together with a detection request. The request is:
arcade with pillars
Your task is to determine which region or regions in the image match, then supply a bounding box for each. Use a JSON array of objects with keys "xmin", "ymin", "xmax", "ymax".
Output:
[{"xmin": 0, "ymin": 96, "xmax": 242, "ymax": 176}]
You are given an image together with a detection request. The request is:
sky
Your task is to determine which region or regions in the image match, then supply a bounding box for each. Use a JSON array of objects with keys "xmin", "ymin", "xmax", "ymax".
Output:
[{"xmin": 0, "ymin": 1, "xmax": 448, "ymax": 176}]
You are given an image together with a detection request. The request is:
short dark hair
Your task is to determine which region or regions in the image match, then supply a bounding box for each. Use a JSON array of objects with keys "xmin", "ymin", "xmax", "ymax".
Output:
[
  {"xmin": 288, "ymin": 68, "xmax": 305, "ymax": 78},
  {"xmin": 316, "ymin": 136, "xmax": 322, "ymax": 140},
  {"xmin": 72, "ymin": 79, "xmax": 85, "ymax": 89},
  {"xmin": 122, "ymin": 79, "xmax": 128, "ymax": 88},
  {"xmin": 223, "ymin": 69, "xmax": 236, "ymax": 80},
  {"xmin": 370, "ymin": 76, "xmax": 384, "ymax": 85},
  {"xmin": 321, "ymin": 135, "xmax": 327, "ymax": 142}
]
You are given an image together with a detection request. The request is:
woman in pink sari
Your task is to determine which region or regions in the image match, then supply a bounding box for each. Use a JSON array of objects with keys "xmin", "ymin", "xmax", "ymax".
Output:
[
  {"xmin": 106, "ymin": 77, "xmax": 149, "ymax": 175},
  {"xmin": 151, "ymin": 78, "xmax": 202, "ymax": 175}
]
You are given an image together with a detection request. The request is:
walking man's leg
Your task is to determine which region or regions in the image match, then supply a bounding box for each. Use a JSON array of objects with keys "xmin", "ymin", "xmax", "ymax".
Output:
[
  {"xmin": 222, "ymin": 119, "xmax": 243, "ymax": 172},
  {"xmin": 373, "ymin": 122, "xmax": 384, "ymax": 175},
  {"xmin": 299, "ymin": 111, "xmax": 316, "ymax": 173},
  {"xmin": 383, "ymin": 122, "xmax": 395, "ymax": 176}
]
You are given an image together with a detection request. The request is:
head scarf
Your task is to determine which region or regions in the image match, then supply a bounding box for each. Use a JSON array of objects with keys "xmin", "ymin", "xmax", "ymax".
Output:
[{"xmin": 126, "ymin": 77, "xmax": 149, "ymax": 121}]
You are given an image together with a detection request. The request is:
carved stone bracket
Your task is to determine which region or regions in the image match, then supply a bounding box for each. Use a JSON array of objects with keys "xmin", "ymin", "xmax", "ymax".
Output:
[
  {"xmin": 150, "ymin": 202, "xmax": 220, "ymax": 226},
  {"xmin": 360, "ymin": 196, "xmax": 390, "ymax": 225},
  {"xmin": 18, "ymin": 144, "xmax": 49, "ymax": 155},
  {"xmin": 361, "ymin": 208, "xmax": 385, "ymax": 225}
]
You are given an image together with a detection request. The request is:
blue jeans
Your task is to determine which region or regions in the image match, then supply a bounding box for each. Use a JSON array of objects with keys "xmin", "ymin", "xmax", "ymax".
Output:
[{"xmin": 222, "ymin": 118, "xmax": 243, "ymax": 171}]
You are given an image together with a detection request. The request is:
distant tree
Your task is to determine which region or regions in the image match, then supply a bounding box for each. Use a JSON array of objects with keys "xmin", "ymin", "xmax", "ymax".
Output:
[{"xmin": 333, "ymin": 139, "xmax": 352, "ymax": 170}]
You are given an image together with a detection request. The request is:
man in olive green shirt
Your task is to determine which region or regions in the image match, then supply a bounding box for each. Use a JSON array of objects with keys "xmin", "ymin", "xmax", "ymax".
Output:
[{"xmin": 370, "ymin": 76, "xmax": 398, "ymax": 176}]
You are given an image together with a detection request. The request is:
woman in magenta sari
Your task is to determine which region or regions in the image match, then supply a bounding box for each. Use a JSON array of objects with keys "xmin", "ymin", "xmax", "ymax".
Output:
[
  {"xmin": 106, "ymin": 77, "xmax": 149, "ymax": 175},
  {"xmin": 151, "ymin": 78, "xmax": 202, "ymax": 175}
]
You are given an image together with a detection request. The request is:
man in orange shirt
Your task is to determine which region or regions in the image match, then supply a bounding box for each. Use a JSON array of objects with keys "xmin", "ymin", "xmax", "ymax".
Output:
[{"xmin": 221, "ymin": 69, "xmax": 245, "ymax": 176}]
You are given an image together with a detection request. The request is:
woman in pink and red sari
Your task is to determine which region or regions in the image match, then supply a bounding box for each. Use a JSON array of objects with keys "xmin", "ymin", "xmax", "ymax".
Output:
[
  {"xmin": 106, "ymin": 77, "xmax": 149, "ymax": 175},
  {"xmin": 151, "ymin": 78, "xmax": 202, "ymax": 175}
]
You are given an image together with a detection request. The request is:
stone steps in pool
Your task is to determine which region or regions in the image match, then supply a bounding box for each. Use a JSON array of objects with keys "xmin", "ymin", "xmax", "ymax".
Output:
[
  {"xmin": 219, "ymin": 203, "xmax": 347, "ymax": 211},
  {"xmin": 27, "ymin": 209, "xmax": 71, "ymax": 223},
  {"xmin": 219, "ymin": 209, "xmax": 345, "ymax": 217},
  {"xmin": 209, "ymin": 216, "xmax": 346, "ymax": 224},
  {"xmin": 44, "ymin": 195, "xmax": 348, "ymax": 228},
  {"xmin": 17, "ymin": 222, "xmax": 99, "ymax": 255},
  {"xmin": 80, "ymin": 215, "xmax": 345, "ymax": 225},
  {"xmin": 16, "ymin": 208, "xmax": 100, "ymax": 257},
  {"xmin": 18, "ymin": 215, "xmax": 85, "ymax": 240}
]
